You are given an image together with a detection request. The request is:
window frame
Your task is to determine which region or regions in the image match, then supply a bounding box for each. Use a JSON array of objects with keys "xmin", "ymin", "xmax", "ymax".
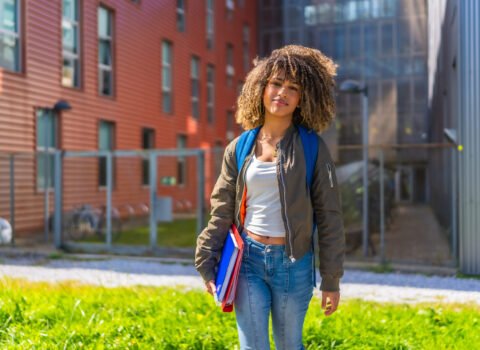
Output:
[
  {"xmin": 176, "ymin": 134, "xmax": 187, "ymax": 187},
  {"xmin": 190, "ymin": 55, "xmax": 200, "ymax": 119},
  {"xmin": 141, "ymin": 127, "xmax": 155, "ymax": 186},
  {"xmin": 98, "ymin": 119, "xmax": 116, "ymax": 188},
  {"xmin": 62, "ymin": 0, "xmax": 81, "ymax": 88},
  {"xmin": 0, "ymin": 0, "xmax": 22, "ymax": 72},
  {"xmin": 176, "ymin": 0, "xmax": 186, "ymax": 32},
  {"xmin": 226, "ymin": 43, "xmax": 234, "ymax": 87},
  {"xmin": 161, "ymin": 40, "xmax": 173, "ymax": 114},
  {"xmin": 206, "ymin": 64, "xmax": 215, "ymax": 124},
  {"xmin": 206, "ymin": 0, "xmax": 214, "ymax": 49},
  {"xmin": 35, "ymin": 108, "xmax": 58, "ymax": 191},
  {"xmin": 98, "ymin": 5, "xmax": 114, "ymax": 97}
]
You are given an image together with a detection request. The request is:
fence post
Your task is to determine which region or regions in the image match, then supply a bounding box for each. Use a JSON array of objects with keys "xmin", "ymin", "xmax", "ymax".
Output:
[
  {"xmin": 106, "ymin": 152, "xmax": 113, "ymax": 249},
  {"xmin": 197, "ymin": 150, "xmax": 205, "ymax": 235},
  {"xmin": 379, "ymin": 149, "xmax": 386, "ymax": 263},
  {"xmin": 9, "ymin": 154, "xmax": 15, "ymax": 247},
  {"xmin": 149, "ymin": 152, "xmax": 157, "ymax": 248},
  {"xmin": 54, "ymin": 151, "xmax": 63, "ymax": 249}
]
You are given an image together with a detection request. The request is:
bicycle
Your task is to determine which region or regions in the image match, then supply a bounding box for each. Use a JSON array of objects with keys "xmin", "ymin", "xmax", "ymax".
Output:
[{"xmin": 65, "ymin": 204, "xmax": 122, "ymax": 241}]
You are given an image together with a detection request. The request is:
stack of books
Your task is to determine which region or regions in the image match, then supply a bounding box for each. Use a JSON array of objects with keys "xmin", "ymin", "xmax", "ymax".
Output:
[{"xmin": 215, "ymin": 224, "xmax": 244, "ymax": 312}]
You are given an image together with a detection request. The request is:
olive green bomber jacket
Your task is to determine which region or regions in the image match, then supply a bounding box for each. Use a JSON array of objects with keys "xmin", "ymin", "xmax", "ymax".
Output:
[{"xmin": 195, "ymin": 124, "xmax": 345, "ymax": 291}]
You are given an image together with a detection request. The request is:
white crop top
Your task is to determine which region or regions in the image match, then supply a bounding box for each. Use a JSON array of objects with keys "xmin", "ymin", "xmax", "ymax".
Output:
[{"xmin": 244, "ymin": 155, "xmax": 286, "ymax": 237}]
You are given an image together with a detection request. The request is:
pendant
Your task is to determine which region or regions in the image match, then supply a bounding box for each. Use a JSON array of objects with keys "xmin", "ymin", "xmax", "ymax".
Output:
[{"xmin": 273, "ymin": 148, "xmax": 278, "ymax": 158}]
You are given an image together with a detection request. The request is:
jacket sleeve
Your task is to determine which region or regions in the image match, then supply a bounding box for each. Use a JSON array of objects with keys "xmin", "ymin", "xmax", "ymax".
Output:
[
  {"xmin": 310, "ymin": 136, "xmax": 345, "ymax": 292},
  {"xmin": 195, "ymin": 140, "xmax": 238, "ymax": 283}
]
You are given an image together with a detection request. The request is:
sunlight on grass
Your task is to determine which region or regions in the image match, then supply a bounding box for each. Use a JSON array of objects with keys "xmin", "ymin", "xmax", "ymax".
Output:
[{"xmin": 0, "ymin": 278, "xmax": 478, "ymax": 349}]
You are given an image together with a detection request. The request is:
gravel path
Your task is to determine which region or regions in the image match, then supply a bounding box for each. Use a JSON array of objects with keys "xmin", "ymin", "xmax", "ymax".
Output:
[{"xmin": 0, "ymin": 257, "xmax": 479, "ymax": 305}]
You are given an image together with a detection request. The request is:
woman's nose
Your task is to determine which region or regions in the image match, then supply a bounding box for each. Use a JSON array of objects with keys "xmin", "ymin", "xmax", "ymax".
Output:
[{"xmin": 277, "ymin": 86, "xmax": 287, "ymax": 96}]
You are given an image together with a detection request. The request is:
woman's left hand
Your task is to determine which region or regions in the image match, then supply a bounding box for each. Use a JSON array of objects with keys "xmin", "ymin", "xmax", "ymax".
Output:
[{"xmin": 321, "ymin": 291, "xmax": 340, "ymax": 316}]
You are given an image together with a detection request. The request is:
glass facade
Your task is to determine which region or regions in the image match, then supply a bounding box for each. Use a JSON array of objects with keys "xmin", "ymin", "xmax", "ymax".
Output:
[{"xmin": 259, "ymin": 0, "xmax": 428, "ymax": 159}]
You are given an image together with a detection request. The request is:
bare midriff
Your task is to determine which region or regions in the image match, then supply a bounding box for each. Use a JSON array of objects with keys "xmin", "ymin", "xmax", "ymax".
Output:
[{"xmin": 246, "ymin": 230, "xmax": 286, "ymax": 245}]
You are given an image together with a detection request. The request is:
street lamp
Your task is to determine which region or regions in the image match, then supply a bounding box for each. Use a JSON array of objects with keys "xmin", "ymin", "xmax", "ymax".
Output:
[
  {"xmin": 43, "ymin": 100, "xmax": 71, "ymax": 242},
  {"xmin": 339, "ymin": 79, "xmax": 369, "ymax": 257}
]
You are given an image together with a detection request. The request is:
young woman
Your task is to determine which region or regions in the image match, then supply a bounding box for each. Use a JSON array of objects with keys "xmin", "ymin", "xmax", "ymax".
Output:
[{"xmin": 195, "ymin": 45, "xmax": 345, "ymax": 350}]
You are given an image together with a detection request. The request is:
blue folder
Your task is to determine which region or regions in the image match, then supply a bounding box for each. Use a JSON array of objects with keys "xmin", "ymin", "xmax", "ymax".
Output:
[{"xmin": 215, "ymin": 229, "xmax": 239, "ymax": 302}]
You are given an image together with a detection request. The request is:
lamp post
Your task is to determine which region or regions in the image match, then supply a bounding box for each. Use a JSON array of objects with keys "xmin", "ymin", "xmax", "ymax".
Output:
[
  {"xmin": 43, "ymin": 100, "xmax": 71, "ymax": 242},
  {"xmin": 339, "ymin": 80, "xmax": 369, "ymax": 257}
]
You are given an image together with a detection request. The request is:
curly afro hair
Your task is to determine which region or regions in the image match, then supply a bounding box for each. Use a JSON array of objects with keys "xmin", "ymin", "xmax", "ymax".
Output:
[{"xmin": 236, "ymin": 45, "xmax": 338, "ymax": 132}]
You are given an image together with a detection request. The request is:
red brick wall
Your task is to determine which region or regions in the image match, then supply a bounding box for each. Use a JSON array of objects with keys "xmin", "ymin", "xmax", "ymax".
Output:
[{"xmin": 0, "ymin": 0, "xmax": 257, "ymax": 235}]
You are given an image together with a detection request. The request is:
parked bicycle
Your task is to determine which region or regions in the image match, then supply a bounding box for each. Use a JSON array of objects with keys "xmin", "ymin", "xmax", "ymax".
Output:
[{"xmin": 65, "ymin": 204, "xmax": 122, "ymax": 241}]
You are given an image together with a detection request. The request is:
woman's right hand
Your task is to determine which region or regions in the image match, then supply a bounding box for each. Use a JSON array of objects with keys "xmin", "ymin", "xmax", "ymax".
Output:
[{"xmin": 205, "ymin": 280, "xmax": 216, "ymax": 295}]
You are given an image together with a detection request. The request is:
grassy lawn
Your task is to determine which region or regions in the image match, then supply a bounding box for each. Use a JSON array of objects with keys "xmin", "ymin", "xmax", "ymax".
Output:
[
  {"xmin": 0, "ymin": 279, "xmax": 479, "ymax": 349},
  {"xmin": 81, "ymin": 217, "xmax": 204, "ymax": 247}
]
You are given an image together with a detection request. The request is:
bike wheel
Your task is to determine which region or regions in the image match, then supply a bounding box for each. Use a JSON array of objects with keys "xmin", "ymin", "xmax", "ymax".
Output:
[{"xmin": 67, "ymin": 213, "xmax": 96, "ymax": 241}]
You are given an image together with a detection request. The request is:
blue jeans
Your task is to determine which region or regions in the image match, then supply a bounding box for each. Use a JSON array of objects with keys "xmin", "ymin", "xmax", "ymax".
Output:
[{"xmin": 235, "ymin": 235, "xmax": 314, "ymax": 350}]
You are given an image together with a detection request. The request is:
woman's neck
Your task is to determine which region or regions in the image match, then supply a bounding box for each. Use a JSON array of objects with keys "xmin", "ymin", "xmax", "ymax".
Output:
[{"xmin": 261, "ymin": 115, "xmax": 292, "ymax": 138}]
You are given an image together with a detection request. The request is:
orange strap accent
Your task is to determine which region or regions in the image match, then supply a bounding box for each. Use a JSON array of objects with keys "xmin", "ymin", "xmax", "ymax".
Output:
[{"xmin": 240, "ymin": 186, "xmax": 247, "ymax": 226}]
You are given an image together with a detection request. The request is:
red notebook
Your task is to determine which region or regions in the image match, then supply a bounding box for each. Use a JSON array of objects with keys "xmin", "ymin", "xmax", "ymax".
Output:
[{"xmin": 221, "ymin": 224, "xmax": 244, "ymax": 312}]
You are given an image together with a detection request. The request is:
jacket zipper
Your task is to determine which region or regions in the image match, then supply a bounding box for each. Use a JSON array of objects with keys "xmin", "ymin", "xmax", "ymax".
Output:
[
  {"xmin": 326, "ymin": 163, "xmax": 334, "ymax": 188},
  {"xmin": 236, "ymin": 154, "xmax": 254, "ymax": 227},
  {"xmin": 278, "ymin": 142, "xmax": 296, "ymax": 262}
]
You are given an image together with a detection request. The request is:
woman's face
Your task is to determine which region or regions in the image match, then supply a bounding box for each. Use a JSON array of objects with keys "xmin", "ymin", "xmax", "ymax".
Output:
[{"xmin": 262, "ymin": 73, "xmax": 301, "ymax": 121}]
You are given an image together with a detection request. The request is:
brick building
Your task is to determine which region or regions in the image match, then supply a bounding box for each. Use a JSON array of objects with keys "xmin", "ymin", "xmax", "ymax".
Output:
[{"xmin": 0, "ymin": 0, "xmax": 257, "ymax": 234}]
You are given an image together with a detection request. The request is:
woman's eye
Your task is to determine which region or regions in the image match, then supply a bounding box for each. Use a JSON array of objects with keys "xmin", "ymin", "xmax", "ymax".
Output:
[
  {"xmin": 289, "ymin": 86, "xmax": 299, "ymax": 91},
  {"xmin": 270, "ymin": 81, "xmax": 282, "ymax": 87}
]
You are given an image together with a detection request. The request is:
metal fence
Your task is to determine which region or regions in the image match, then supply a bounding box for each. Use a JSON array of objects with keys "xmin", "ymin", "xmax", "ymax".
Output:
[
  {"xmin": 337, "ymin": 143, "xmax": 457, "ymax": 268},
  {"xmin": 0, "ymin": 143, "xmax": 458, "ymax": 268}
]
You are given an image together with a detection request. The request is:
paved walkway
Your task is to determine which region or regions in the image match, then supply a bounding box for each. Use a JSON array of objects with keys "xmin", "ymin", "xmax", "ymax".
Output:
[
  {"xmin": 385, "ymin": 204, "xmax": 454, "ymax": 266},
  {"xmin": 0, "ymin": 256, "xmax": 478, "ymax": 305}
]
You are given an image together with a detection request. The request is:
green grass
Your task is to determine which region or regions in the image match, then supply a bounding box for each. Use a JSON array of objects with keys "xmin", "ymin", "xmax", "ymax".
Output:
[
  {"xmin": 81, "ymin": 217, "xmax": 203, "ymax": 247},
  {"xmin": 0, "ymin": 278, "xmax": 479, "ymax": 349}
]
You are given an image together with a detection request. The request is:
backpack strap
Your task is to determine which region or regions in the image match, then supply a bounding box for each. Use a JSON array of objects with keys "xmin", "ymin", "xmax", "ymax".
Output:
[
  {"xmin": 235, "ymin": 126, "xmax": 261, "ymax": 173},
  {"xmin": 297, "ymin": 125, "xmax": 319, "ymax": 190}
]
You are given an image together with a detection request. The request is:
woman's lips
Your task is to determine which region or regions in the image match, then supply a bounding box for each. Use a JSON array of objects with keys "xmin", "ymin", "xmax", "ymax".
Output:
[{"xmin": 272, "ymin": 99, "xmax": 288, "ymax": 106}]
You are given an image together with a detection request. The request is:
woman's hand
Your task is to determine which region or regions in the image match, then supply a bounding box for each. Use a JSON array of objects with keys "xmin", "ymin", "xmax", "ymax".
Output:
[
  {"xmin": 321, "ymin": 291, "xmax": 340, "ymax": 316},
  {"xmin": 205, "ymin": 280, "xmax": 216, "ymax": 295}
]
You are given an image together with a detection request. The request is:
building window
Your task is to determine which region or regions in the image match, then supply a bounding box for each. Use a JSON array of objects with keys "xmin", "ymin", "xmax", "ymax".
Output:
[
  {"xmin": 207, "ymin": 64, "xmax": 215, "ymax": 124},
  {"xmin": 98, "ymin": 120, "xmax": 115, "ymax": 187},
  {"xmin": 191, "ymin": 56, "xmax": 200, "ymax": 119},
  {"xmin": 177, "ymin": 135, "xmax": 187, "ymax": 186},
  {"xmin": 226, "ymin": 43, "xmax": 234, "ymax": 87},
  {"xmin": 98, "ymin": 6, "xmax": 113, "ymax": 96},
  {"xmin": 206, "ymin": 0, "xmax": 214, "ymax": 49},
  {"xmin": 36, "ymin": 109, "xmax": 58, "ymax": 190},
  {"xmin": 162, "ymin": 40, "xmax": 173, "ymax": 113},
  {"xmin": 62, "ymin": 0, "xmax": 80, "ymax": 88},
  {"xmin": 142, "ymin": 128, "xmax": 155, "ymax": 186},
  {"xmin": 242, "ymin": 25, "xmax": 250, "ymax": 72},
  {"xmin": 226, "ymin": 110, "xmax": 234, "ymax": 141},
  {"xmin": 177, "ymin": 0, "xmax": 185, "ymax": 32},
  {"xmin": 0, "ymin": 0, "xmax": 21, "ymax": 72},
  {"xmin": 226, "ymin": 0, "xmax": 234, "ymax": 20}
]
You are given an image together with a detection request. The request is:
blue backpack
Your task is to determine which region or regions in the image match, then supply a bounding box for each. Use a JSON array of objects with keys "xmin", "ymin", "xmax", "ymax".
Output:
[{"xmin": 235, "ymin": 124, "xmax": 319, "ymax": 191}]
